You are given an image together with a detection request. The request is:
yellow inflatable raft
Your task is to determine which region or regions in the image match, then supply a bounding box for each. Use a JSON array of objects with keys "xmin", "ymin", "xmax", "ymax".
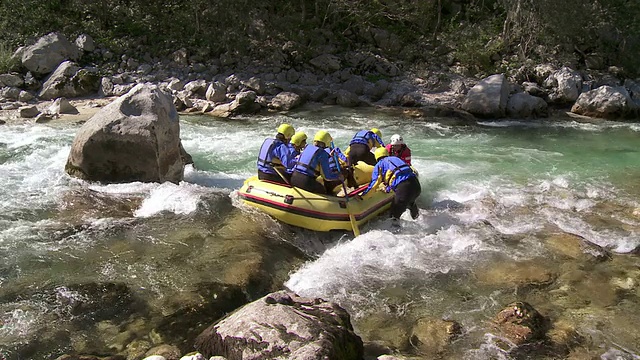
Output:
[{"xmin": 237, "ymin": 163, "xmax": 393, "ymax": 232}]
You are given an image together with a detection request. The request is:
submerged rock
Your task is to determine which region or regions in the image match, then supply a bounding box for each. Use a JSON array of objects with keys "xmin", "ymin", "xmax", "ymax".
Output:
[
  {"xmin": 409, "ymin": 318, "xmax": 462, "ymax": 356},
  {"xmin": 492, "ymin": 301, "xmax": 547, "ymax": 345},
  {"xmin": 194, "ymin": 290, "xmax": 364, "ymax": 359}
]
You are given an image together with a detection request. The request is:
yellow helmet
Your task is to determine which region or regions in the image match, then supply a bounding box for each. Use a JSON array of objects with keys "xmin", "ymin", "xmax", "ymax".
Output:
[
  {"xmin": 291, "ymin": 132, "xmax": 307, "ymax": 147},
  {"xmin": 371, "ymin": 128, "xmax": 382, "ymax": 139},
  {"xmin": 277, "ymin": 123, "xmax": 295, "ymax": 139},
  {"xmin": 374, "ymin": 147, "xmax": 389, "ymax": 160},
  {"xmin": 313, "ymin": 130, "xmax": 333, "ymax": 145}
]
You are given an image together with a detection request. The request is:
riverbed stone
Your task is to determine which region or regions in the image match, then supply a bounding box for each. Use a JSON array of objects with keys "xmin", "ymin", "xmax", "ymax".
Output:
[
  {"xmin": 65, "ymin": 84, "xmax": 186, "ymax": 183},
  {"xmin": 194, "ymin": 290, "xmax": 364, "ymax": 360},
  {"xmin": 409, "ymin": 318, "xmax": 461, "ymax": 357},
  {"xmin": 492, "ymin": 301, "xmax": 547, "ymax": 345},
  {"xmin": 543, "ymin": 233, "xmax": 588, "ymax": 260},
  {"xmin": 144, "ymin": 344, "xmax": 181, "ymax": 360},
  {"xmin": 357, "ymin": 314, "xmax": 410, "ymax": 351},
  {"xmin": 546, "ymin": 318, "xmax": 584, "ymax": 353},
  {"xmin": 475, "ymin": 258, "xmax": 555, "ymax": 288}
]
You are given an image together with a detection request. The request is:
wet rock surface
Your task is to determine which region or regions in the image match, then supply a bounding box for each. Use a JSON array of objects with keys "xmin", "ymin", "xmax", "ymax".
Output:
[{"xmin": 194, "ymin": 291, "xmax": 364, "ymax": 360}]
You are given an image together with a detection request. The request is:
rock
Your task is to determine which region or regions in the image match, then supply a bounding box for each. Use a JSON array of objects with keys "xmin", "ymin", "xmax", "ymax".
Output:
[
  {"xmin": 571, "ymin": 85, "xmax": 638, "ymax": 119},
  {"xmin": 21, "ymin": 32, "xmax": 80, "ymax": 74},
  {"xmin": 461, "ymin": 74, "xmax": 510, "ymax": 118},
  {"xmin": 184, "ymin": 79, "xmax": 208, "ymax": 97},
  {"xmin": 309, "ymin": 54, "xmax": 342, "ymax": 74},
  {"xmin": 34, "ymin": 113, "xmax": 55, "ymax": 123},
  {"xmin": 336, "ymin": 89, "xmax": 360, "ymax": 107},
  {"xmin": 492, "ymin": 301, "xmax": 547, "ymax": 345},
  {"xmin": 194, "ymin": 290, "xmax": 363, "ymax": 360},
  {"xmin": 142, "ymin": 356, "xmax": 166, "ymax": 360},
  {"xmin": 75, "ymin": 34, "xmax": 96, "ymax": 52},
  {"xmin": 153, "ymin": 282, "xmax": 247, "ymax": 351},
  {"xmin": 269, "ymin": 91, "xmax": 302, "ymax": 111},
  {"xmin": 48, "ymin": 97, "xmax": 79, "ymax": 115},
  {"xmin": 241, "ymin": 77, "xmax": 266, "ymax": 95},
  {"xmin": 546, "ymin": 319, "xmax": 584, "ymax": 351},
  {"xmin": 0, "ymin": 73, "xmax": 23, "ymax": 87},
  {"xmin": 205, "ymin": 82, "xmax": 227, "ymax": 102},
  {"xmin": 543, "ymin": 67, "xmax": 583, "ymax": 104},
  {"xmin": 145, "ymin": 344, "xmax": 181, "ymax": 360},
  {"xmin": 506, "ymin": 92, "xmax": 548, "ymax": 118},
  {"xmin": 409, "ymin": 318, "xmax": 461, "ymax": 356},
  {"xmin": 475, "ymin": 259, "xmax": 555, "ymax": 288},
  {"xmin": 19, "ymin": 105, "xmax": 40, "ymax": 118},
  {"xmin": 39, "ymin": 61, "xmax": 100, "ymax": 100},
  {"xmin": 178, "ymin": 353, "xmax": 206, "ymax": 360},
  {"xmin": 65, "ymin": 84, "xmax": 185, "ymax": 183},
  {"xmin": 98, "ymin": 77, "xmax": 114, "ymax": 97},
  {"xmin": 521, "ymin": 81, "xmax": 546, "ymax": 97}
]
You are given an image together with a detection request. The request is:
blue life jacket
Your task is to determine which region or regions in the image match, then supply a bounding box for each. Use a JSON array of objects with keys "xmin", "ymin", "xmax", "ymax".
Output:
[
  {"xmin": 325, "ymin": 147, "xmax": 346, "ymax": 173},
  {"xmin": 349, "ymin": 130, "xmax": 385, "ymax": 148},
  {"xmin": 361, "ymin": 156, "xmax": 416, "ymax": 195},
  {"xmin": 294, "ymin": 144, "xmax": 339, "ymax": 180},
  {"xmin": 257, "ymin": 138, "xmax": 294, "ymax": 174}
]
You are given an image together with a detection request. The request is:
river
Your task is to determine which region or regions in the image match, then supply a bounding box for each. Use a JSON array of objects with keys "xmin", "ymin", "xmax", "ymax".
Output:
[{"xmin": 1, "ymin": 106, "xmax": 639, "ymax": 359}]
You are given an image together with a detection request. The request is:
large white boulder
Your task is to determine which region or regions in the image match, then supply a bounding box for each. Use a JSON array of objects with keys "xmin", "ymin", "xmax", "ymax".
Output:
[
  {"xmin": 21, "ymin": 32, "xmax": 80, "ymax": 75},
  {"xmin": 571, "ymin": 85, "xmax": 638, "ymax": 119},
  {"xmin": 461, "ymin": 74, "xmax": 510, "ymax": 118},
  {"xmin": 65, "ymin": 84, "xmax": 186, "ymax": 183}
]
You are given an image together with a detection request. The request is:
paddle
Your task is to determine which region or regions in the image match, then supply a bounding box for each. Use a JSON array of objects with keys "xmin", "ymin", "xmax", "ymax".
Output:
[
  {"xmin": 330, "ymin": 141, "xmax": 361, "ymax": 237},
  {"xmin": 271, "ymin": 165, "xmax": 314, "ymax": 207}
]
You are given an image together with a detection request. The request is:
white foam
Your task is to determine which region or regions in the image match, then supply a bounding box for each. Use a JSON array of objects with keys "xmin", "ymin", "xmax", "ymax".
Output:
[
  {"xmin": 285, "ymin": 227, "xmax": 485, "ymax": 302},
  {"xmin": 134, "ymin": 182, "xmax": 206, "ymax": 217}
]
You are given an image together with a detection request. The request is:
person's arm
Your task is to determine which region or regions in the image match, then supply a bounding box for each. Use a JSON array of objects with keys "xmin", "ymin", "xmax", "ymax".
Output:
[
  {"xmin": 405, "ymin": 147, "xmax": 412, "ymax": 165},
  {"xmin": 334, "ymin": 147, "xmax": 348, "ymax": 165},
  {"xmin": 319, "ymin": 151, "xmax": 340, "ymax": 181},
  {"xmin": 372, "ymin": 133, "xmax": 385, "ymax": 147},
  {"xmin": 360, "ymin": 164, "xmax": 382, "ymax": 196},
  {"xmin": 276, "ymin": 144, "xmax": 296, "ymax": 169}
]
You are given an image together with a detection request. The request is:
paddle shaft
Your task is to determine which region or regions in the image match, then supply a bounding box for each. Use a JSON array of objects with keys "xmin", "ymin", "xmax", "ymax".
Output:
[
  {"xmin": 271, "ymin": 165, "xmax": 314, "ymax": 207},
  {"xmin": 330, "ymin": 142, "xmax": 361, "ymax": 236}
]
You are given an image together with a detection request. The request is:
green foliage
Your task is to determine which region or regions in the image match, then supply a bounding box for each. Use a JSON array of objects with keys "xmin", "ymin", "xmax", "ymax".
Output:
[
  {"xmin": 0, "ymin": 42, "xmax": 19, "ymax": 74},
  {"xmin": 0, "ymin": 0, "xmax": 638, "ymax": 76}
]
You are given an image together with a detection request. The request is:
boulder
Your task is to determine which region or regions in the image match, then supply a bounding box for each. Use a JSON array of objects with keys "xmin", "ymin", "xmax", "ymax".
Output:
[
  {"xmin": 309, "ymin": 54, "xmax": 342, "ymax": 74},
  {"xmin": 506, "ymin": 92, "xmax": 548, "ymax": 118},
  {"xmin": 75, "ymin": 34, "xmax": 96, "ymax": 52},
  {"xmin": 19, "ymin": 105, "xmax": 40, "ymax": 118},
  {"xmin": 269, "ymin": 91, "xmax": 303, "ymax": 111},
  {"xmin": 0, "ymin": 73, "xmax": 23, "ymax": 87},
  {"xmin": 543, "ymin": 67, "xmax": 583, "ymax": 104},
  {"xmin": 65, "ymin": 84, "xmax": 186, "ymax": 183},
  {"xmin": 194, "ymin": 291, "xmax": 363, "ymax": 360},
  {"xmin": 205, "ymin": 81, "xmax": 227, "ymax": 102},
  {"xmin": 571, "ymin": 85, "xmax": 638, "ymax": 119},
  {"xmin": 461, "ymin": 74, "xmax": 510, "ymax": 118},
  {"xmin": 336, "ymin": 89, "xmax": 360, "ymax": 108},
  {"xmin": 48, "ymin": 97, "xmax": 79, "ymax": 115},
  {"xmin": 39, "ymin": 61, "xmax": 100, "ymax": 100},
  {"xmin": 21, "ymin": 32, "xmax": 80, "ymax": 74},
  {"xmin": 492, "ymin": 302, "xmax": 547, "ymax": 345}
]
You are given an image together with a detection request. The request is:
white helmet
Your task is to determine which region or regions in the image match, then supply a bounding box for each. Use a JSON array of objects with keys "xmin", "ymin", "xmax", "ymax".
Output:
[{"xmin": 390, "ymin": 134, "xmax": 404, "ymax": 145}]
